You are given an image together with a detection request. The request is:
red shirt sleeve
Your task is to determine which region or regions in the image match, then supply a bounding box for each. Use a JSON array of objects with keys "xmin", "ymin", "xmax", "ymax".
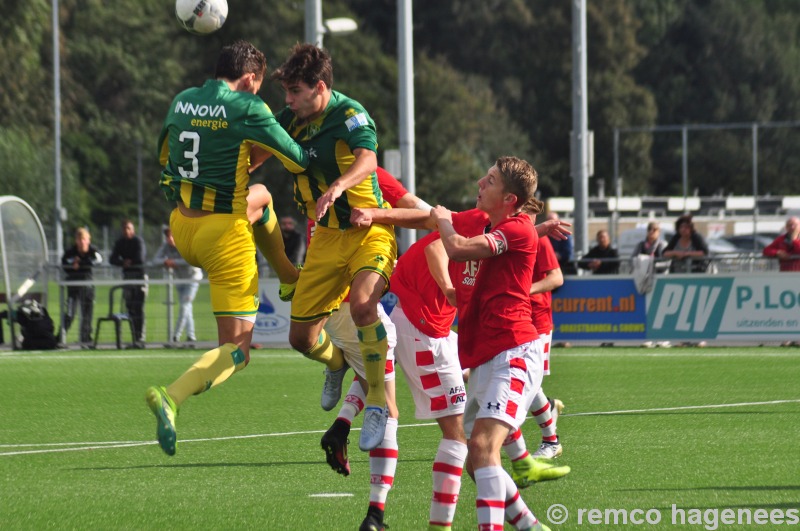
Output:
[{"xmin": 376, "ymin": 167, "xmax": 408, "ymax": 208}]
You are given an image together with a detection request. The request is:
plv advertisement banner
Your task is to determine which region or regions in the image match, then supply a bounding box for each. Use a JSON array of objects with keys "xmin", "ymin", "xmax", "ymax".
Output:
[
  {"xmin": 646, "ymin": 273, "xmax": 800, "ymax": 341},
  {"xmin": 552, "ymin": 278, "xmax": 647, "ymax": 340}
]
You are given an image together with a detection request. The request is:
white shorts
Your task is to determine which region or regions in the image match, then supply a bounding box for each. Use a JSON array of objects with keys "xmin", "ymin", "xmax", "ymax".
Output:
[
  {"xmin": 391, "ymin": 306, "xmax": 465, "ymax": 420},
  {"xmin": 540, "ymin": 329, "xmax": 553, "ymax": 375},
  {"xmin": 462, "ymin": 339, "xmax": 544, "ymax": 438},
  {"xmin": 324, "ymin": 302, "xmax": 396, "ymax": 382}
]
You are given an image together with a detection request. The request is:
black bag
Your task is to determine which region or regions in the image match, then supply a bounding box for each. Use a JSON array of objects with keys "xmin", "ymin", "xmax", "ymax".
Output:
[{"xmin": 16, "ymin": 299, "xmax": 58, "ymax": 350}]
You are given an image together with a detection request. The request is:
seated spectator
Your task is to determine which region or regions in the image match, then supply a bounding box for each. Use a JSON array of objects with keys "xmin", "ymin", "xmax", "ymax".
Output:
[
  {"xmin": 763, "ymin": 216, "xmax": 800, "ymax": 272},
  {"xmin": 664, "ymin": 215, "xmax": 709, "ymax": 273},
  {"xmin": 579, "ymin": 229, "xmax": 619, "ymax": 275}
]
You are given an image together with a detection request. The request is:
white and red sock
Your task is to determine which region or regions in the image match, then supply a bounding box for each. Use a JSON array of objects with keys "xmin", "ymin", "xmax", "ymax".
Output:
[
  {"xmin": 530, "ymin": 390, "xmax": 557, "ymax": 443},
  {"xmin": 475, "ymin": 465, "xmax": 506, "ymax": 530},
  {"xmin": 429, "ymin": 438, "xmax": 467, "ymax": 528},
  {"xmin": 367, "ymin": 417, "xmax": 398, "ymax": 512},
  {"xmin": 502, "ymin": 428, "xmax": 530, "ymax": 462},
  {"xmin": 503, "ymin": 473, "xmax": 537, "ymax": 529},
  {"xmin": 336, "ymin": 378, "xmax": 365, "ymax": 425}
]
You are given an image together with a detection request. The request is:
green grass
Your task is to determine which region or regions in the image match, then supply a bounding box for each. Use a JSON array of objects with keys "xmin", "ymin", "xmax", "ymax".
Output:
[{"xmin": 1, "ymin": 347, "xmax": 799, "ymax": 530}]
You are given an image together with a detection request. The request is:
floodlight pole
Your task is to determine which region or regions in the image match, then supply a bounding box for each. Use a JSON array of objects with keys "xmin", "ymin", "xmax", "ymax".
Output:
[
  {"xmin": 570, "ymin": 0, "xmax": 590, "ymax": 256},
  {"xmin": 53, "ymin": 0, "xmax": 64, "ymax": 261},
  {"xmin": 305, "ymin": 0, "xmax": 324, "ymax": 46},
  {"xmin": 397, "ymin": 0, "xmax": 416, "ymax": 252}
]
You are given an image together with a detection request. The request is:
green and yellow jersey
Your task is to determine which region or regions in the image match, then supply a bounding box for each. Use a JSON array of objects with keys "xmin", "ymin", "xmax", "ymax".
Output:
[
  {"xmin": 158, "ymin": 79, "xmax": 308, "ymax": 214},
  {"xmin": 275, "ymin": 91, "xmax": 385, "ymax": 229}
]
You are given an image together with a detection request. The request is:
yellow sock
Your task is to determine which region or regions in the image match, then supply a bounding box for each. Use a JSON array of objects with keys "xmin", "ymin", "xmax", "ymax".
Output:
[
  {"xmin": 303, "ymin": 330, "xmax": 346, "ymax": 371},
  {"xmin": 358, "ymin": 318, "xmax": 388, "ymax": 408},
  {"xmin": 166, "ymin": 343, "xmax": 246, "ymax": 406},
  {"xmin": 253, "ymin": 202, "xmax": 299, "ymax": 284}
]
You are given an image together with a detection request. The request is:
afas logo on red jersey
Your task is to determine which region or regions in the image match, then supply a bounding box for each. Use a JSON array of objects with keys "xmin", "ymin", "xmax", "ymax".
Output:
[{"xmin": 460, "ymin": 260, "xmax": 480, "ymax": 287}]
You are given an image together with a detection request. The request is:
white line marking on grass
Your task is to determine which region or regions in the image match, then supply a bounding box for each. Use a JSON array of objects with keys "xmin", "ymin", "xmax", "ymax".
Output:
[
  {"xmin": 3, "ymin": 400, "xmax": 797, "ymax": 458},
  {"xmin": 562, "ymin": 399, "xmax": 800, "ymax": 417},
  {"xmin": 309, "ymin": 493, "xmax": 354, "ymax": 498}
]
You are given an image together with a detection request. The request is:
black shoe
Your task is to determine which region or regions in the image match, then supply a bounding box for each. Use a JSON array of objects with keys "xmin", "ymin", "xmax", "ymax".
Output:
[
  {"xmin": 320, "ymin": 419, "xmax": 351, "ymax": 476},
  {"xmin": 359, "ymin": 507, "xmax": 386, "ymax": 531}
]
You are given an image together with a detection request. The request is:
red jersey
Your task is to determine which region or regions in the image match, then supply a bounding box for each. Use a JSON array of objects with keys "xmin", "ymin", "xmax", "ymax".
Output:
[
  {"xmin": 390, "ymin": 230, "xmax": 456, "ymax": 337},
  {"xmin": 455, "ymin": 213, "xmax": 538, "ymax": 369},
  {"xmin": 376, "ymin": 167, "xmax": 408, "ymax": 207},
  {"xmin": 530, "ymin": 235, "xmax": 559, "ymax": 333}
]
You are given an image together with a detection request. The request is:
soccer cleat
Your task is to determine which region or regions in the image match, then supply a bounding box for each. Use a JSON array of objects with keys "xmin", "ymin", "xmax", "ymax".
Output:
[
  {"xmin": 521, "ymin": 524, "xmax": 551, "ymax": 531},
  {"xmin": 532, "ymin": 441, "xmax": 563, "ymax": 460},
  {"xmin": 321, "ymin": 361, "xmax": 350, "ymax": 411},
  {"xmin": 548, "ymin": 397, "xmax": 565, "ymax": 426},
  {"xmin": 428, "ymin": 525, "xmax": 450, "ymax": 531},
  {"xmin": 359, "ymin": 405, "xmax": 389, "ymax": 451},
  {"xmin": 278, "ymin": 265, "xmax": 302, "ymax": 302},
  {"xmin": 511, "ymin": 455, "xmax": 570, "ymax": 489},
  {"xmin": 359, "ymin": 508, "xmax": 386, "ymax": 531},
  {"xmin": 320, "ymin": 419, "xmax": 351, "ymax": 476},
  {"xmin": 145, "ymin": 386, "xmax": 178, "ymax": 456}
]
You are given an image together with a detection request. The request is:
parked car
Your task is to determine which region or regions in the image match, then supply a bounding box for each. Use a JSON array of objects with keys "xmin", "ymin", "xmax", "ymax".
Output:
[{"xmin": 721, "ymin": 233, "xmax": 780, "ymax": 253}]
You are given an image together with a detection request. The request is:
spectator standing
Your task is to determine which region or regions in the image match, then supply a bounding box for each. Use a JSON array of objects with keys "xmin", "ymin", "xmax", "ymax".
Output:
[
  {"xmin": 632, "ymin": 221, "xmax": 669, "ymax": 274},
  {"xmin": 763, "ymin": 216, "xmax": 800, "ymax": 272},
  {"xmin": 280, "ymin": 216, "xmax": 306, "ymax": 265},
  {"xmin": 547, "ymin": 212, "xmax": 577, "ymax": 275},
  {"xmin": 61, "ymin": 227, "xmax": 103, "ymax": 344},
  {"xmin": 664, "ymin": 215, "xmax": 709, "ymax": 273},
  {"xmin": 632, "ymin": 222, "xmax": 668, "ymax": 259},
  {"xmin": 152, "ymin": 228, "xmax": 203, "ymax": 343},
  {"xmin": 579, "ymin": 229, "xmax": 620, "ymax": 275},
  {"xmin": 109, "ymin": 219, "xmax": 147, "ymax": 346}
]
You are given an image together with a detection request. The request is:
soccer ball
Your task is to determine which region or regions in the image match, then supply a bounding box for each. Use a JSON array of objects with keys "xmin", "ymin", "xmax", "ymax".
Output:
[{"xmin": 175, "ymin": 0, "xmax": 228, "ymax": 35}]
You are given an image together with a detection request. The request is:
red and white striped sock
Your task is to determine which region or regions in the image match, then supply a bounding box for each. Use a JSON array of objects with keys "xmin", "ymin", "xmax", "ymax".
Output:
[
  {"xmin": 530, "ymin": 390, "xmax": 557, "ymax": 443},
  {"xmin": 368, "ymin": 416, "xmax": 398, "ymax": 512},
  {"xmin": 429, "ymin": 438, "xmax": 467, "ymax": 528},
  {"xmin": 475, "ymin": 465, "xmax": 506, "ymax": 530},
  {"xmin": 337, "ymin": 378, "xmax": 364, "ymax": 424},
  {"xmin": 503, "ymin": 472, "xmax": 537, "ymax": 529},
  {"xmin": 502, "ymin": 428, "xmax": 530, "ymax": 462}
]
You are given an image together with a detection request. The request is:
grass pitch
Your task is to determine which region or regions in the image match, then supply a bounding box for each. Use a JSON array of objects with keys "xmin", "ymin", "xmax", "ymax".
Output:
[{"xmin": 1, "ymin": 346, "xmax": 798, "ymax": 530}]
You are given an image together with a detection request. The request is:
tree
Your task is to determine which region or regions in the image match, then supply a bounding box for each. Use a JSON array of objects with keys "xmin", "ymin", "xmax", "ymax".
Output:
[{"xmin": 636, "ymin": 0, "xmax": 800, "ymax": 195}]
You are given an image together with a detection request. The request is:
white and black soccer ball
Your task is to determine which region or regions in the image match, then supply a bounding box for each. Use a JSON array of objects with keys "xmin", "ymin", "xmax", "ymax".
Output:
[{"xmin": 175, "ymin": 0, "xmax": 228, "ymax": 35}]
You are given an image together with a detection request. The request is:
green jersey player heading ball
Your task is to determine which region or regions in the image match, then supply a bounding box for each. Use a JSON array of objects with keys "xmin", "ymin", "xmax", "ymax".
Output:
[{"xmin": 145, "ymin": 40, "xmax": 308, "ymax": 457}]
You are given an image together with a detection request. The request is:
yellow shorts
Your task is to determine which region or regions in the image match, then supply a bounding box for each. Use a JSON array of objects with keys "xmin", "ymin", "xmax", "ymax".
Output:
[
  {"xmin": 169, "ymin": 208, "xmax": 258, "ymax": 318},
  {"xmin": 291, "ymin": 223, "xmax": 396, "ymax": 321}
]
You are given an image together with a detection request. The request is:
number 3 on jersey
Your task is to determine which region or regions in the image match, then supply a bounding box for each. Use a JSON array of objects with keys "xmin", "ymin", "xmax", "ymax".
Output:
[{"xmin": 178, "ymin": 131, "xmax": 200, "ymax": 179}]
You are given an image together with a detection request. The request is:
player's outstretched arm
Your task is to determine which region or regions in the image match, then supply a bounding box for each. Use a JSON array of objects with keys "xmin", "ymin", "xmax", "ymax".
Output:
[
  {"xmin": 536, "ymin": 219, "xmax": 572, "ymax": 240},
  {"xmin": 351, "ymin": 207, "xmax": 436, "ymax": 230},
  {"xmin": 432, "ymin": 206, "xmax": 493, "ymax": 262}
]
